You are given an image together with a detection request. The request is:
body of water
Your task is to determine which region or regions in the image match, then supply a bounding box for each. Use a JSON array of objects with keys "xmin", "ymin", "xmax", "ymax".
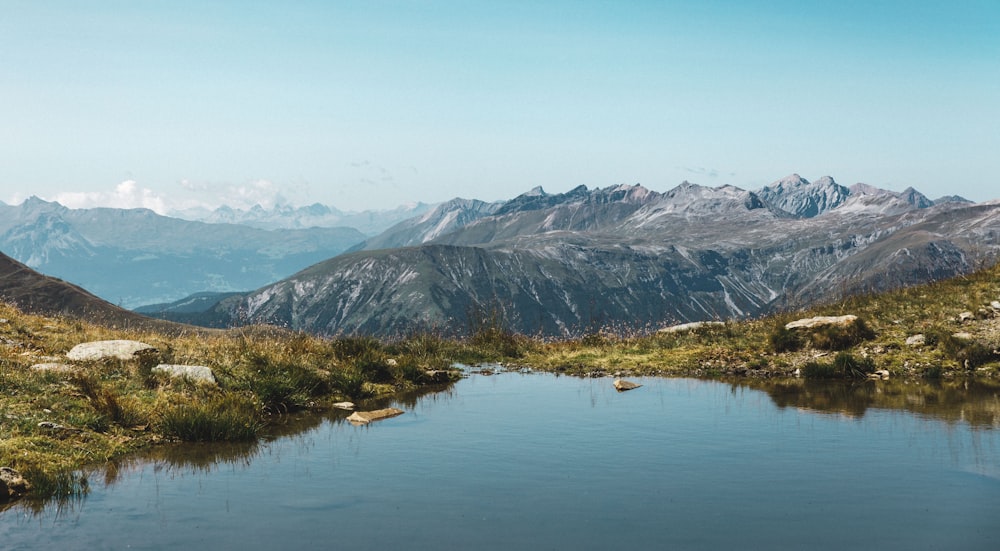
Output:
[{"xmin": 3, "ymin": 372, "xmax": 999, "ymax": 550}]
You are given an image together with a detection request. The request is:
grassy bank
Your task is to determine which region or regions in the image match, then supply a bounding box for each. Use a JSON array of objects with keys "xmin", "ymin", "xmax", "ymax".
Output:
[
  {"xmin": 520, "ymin": 262, "xmax": 1000, "ymax": 380},
  {"xmin": 0, "ymin": 308, "xmax": 508, "ymax": 506},
  {"xmin": 3, "ymin": 262, "xmax": 1000, "ymax": 505}
]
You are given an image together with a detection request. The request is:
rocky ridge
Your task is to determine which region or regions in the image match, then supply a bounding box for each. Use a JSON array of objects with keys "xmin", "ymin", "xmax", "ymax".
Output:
[{"xmin": 179, "ymin": 175, "xmax": 1000, "ymax": 337}]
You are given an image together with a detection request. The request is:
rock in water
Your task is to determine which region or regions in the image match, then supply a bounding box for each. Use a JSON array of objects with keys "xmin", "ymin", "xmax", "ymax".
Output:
[
  {"xmin": 332, "ymin": 402, "xmax": 355, "ymax": 410},
  {"xmin": 346, "ymin": 408, "xmax": 404, "ymax": 424},
  {"xmin": 0, "ymin": 467, "xmax": 30, "ymax": 502},
  {"xmin": 614, "ymin": 379, "xmax": 642, "ymax": 391},
  {"xmin": 67, "ymin": 340, "xmax": 157, "ymax": 361}
]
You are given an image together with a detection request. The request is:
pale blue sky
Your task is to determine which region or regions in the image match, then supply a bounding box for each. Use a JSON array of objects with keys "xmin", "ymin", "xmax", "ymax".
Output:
[{"xmin": 1, "ymin": 1, "xmax": 998, "ymax": 212}]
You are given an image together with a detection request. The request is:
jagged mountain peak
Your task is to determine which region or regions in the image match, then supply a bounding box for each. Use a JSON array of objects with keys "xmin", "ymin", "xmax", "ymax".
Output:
[
  {"xmin": 899, "ymin": 187, "xmax": 933, "ymax": 209},
  {"xmin": 757, "ymin": 174, "xmax": 850, "ymax": 218},
  {"xmin": 494, "ymin": 184, "xmax": 591, "ymax": 216},
  {"xmin": 934, "ymin": 195, "xmax": 972, "ymax": 205}
]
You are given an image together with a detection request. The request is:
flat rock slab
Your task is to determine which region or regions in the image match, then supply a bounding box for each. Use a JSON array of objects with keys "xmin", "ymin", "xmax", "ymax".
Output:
[
  {"xmin": 614, "ymin": 379, "xmax": 642, "ymax": 391},
  {"xmin": 347, "ymin": 408, "xmax": 404, "ymax": 424},
  {"xmin": 67, "ymin": 340, "xmax": 156, "ymax": 361},
  {"xmin": 785, "ymin": 315, "xmax": 858, "ymax": 330},
  {"xmin": 332, "ymin": 402, "xmax": 356, "ymax": 410},
  {"xmin": 151, "ymin": 364, "xmax": 217, "ymax": 385}
]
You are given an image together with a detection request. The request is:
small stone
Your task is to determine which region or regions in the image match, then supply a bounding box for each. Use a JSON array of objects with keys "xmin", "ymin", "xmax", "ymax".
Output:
[
  {"xmin": 332, "ymin": 402, "xmax": 355, "ymax": 410},
  {"xmin": 905, "ymin": 334, "xmax": 926, "ymax": 347},
  {"xmin": 952, "ymin": 332, "xmax": 973, "ymax": 340},
  {"xmin": 958, "ymin": 311, "xmax": 975, "ymax": 323},
  {"xmin": 991, "ymin": 301, "xmax": 1000, "ymax": 310},
  {"xmin": 614, "ymin": 379, "xmax": 642, "ymax": 391},
  {"xmin": 386, "ymin": 358, "xmax": 398, "ymax": 366}
]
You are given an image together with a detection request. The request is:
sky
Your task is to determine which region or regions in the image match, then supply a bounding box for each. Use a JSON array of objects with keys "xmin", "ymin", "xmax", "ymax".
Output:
[{"xmin": 1, "ymin": 0, "xmax": 998, "ymax": 213}]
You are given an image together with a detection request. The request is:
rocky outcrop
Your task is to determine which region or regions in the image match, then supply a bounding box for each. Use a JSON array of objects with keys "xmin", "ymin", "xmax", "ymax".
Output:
[
  {"xmin": 0, "ymin": 467, "xmax": 30, "ymax": 502},
  {"xmin": 151, "ymin": 364, "xmax": 217, "ymax": 385},
  {"xmin": 785, "ymin": 315, "xmax": 858, "ymax": 330},
  {"xmin": 346, "ymin": 408, "xmax": 404, "ymax": 424},
  {"xmin": 66, "ymin": 340, "xmax": 157, "ymax": 362},
  {"xmin": 659, "ymin": 321, "xmax": 724, "ymax": 333},
  {"xmin": 30, "ymin": 362, "xmax": 77, "ymax": 373}
]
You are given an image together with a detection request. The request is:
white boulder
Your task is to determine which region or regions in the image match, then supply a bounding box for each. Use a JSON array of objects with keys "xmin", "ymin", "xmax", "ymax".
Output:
[
  {"xmin": 67, "ymin": 340, "xmax": 156, "ymax": 361},
  {"xmin": 151, "ymin": 364, "xmax": 217, "ymax": 385}
]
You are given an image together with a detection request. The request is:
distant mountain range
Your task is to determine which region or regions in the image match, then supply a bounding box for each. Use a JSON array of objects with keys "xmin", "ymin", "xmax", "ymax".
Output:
[
  {"xmin": 169, "ymin": 201, "xmax": 434, "ymax": 234},
  {"xmin": 0, "ymin": 197, "xmax": 368, "ymax": 308},
  {"xmin": 137, "ymin": 174, "xmax": 997, "ymax": 337}
]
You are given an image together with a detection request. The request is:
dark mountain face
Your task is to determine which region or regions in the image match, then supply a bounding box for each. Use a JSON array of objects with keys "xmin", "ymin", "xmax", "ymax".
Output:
[
  {"xmin": 0, "ymin": 198, "xmax": 366, "ymax": 308},
  {"xmin": 196, "ymin": 178, "xmax": 1000, "ymax": 337},
  {"xmin": 0, "ymin": 251, "xmax": 187, "ymax": 332}
]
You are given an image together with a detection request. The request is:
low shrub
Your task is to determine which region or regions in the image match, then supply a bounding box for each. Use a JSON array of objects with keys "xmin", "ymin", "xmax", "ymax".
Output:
[
  {"xmin": 329, "ymin": 366, "xmax": 370, "ymax": 399},
  {"xmin": 242, "ymin": 361, "xmax": 329, "ymax": 414},
  {"xmin": 159, "ymin": 394, "xmax": 262, "ymax": 442},
  {"xmin": 939, "ymin": 335, "xmax": 996, "ymax": 369},
  {"xmin": 331, "ymin": 336, "xmax": 383, "ymax": 360},
  {"xmin": 768, "ymin": 324, "xmax": 802, "ymax": 353},
  {"xmin": 71, "ymin": 374, "xmax": 147, "ymax": 429},
  {"xmin": 807, "ymin": 318, "xmax": 876, "ymax": 351},
  {"xmin": 801, "ymin": 352, "xmax": 876, "ymax": 379}
]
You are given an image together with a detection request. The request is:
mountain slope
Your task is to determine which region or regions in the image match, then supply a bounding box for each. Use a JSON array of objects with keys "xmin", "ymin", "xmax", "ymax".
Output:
[
  {"xmin": 0, "ymin": 252, "xmax": 188, "ymax": 332},
  {"xmin": 194, "ymin": 178, "xmax": 1000, "ymax": 337},
  {"xmin": 0, "ymin": 198, "xmax": 366, "ymax": 308}
]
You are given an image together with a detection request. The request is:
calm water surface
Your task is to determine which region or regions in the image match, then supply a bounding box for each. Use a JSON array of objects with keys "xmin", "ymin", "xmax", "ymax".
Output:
[{"xmin": 2, "ymin": 372, "xmax": 999, "ymax": 550}]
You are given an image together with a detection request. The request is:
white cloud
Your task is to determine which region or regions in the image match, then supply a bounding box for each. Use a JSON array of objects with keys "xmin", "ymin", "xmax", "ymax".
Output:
[
  {"xmin": 48, "ymin": 180, "xmax": 170, "ymax": 214},
  {"xmin": 170, "ymin": 179, "xmax": 290, "ymax": 211}
]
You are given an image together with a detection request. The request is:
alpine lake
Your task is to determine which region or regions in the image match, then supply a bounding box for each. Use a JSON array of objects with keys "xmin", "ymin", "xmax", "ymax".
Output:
[{"xmin": 2, "ymin": 367, "xmax": 998, "ymax": 550}]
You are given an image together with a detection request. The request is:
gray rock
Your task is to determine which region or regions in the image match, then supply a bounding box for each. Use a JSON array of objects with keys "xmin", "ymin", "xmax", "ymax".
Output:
[
  {"xmin": 30, "ymin": 362, "xmax": 77, "ymax": 373},
  {"xmin": 959, "ymin": 311, "xmax": 975, "ymax": 323},
  {"xmin": 67, "ymin": 340, "xmax": 156, "ymax": 361},
  {"xmin": 952, "ymin": 332, "xmax": 973, "ymax": 340},
  {"xmin": 991, "ymin": 301, "xmax": 1000, "ymax": 310},
  {"xmin": 785, "ymin": 315, "xmax": 858, "ymax": 330},
  {"xmin": 614, "ymin": 379, "xmax": 642, "ymax": 391},
  {"xmin": 423, "ymin": 370, "xmax": 452, "ymax": 383},
  {"xmin": 905, "ymin": 334, "xmax": 926, "ymax": 347},
  {"xmin": 151, "ymin": 364, "xmax": 217, "ymax": 385},
  {"xmin": 0, "ymin": 467, "xmax": 30, "ymax": 502},
  {"xmin": 332, "ymin": 402, "xmax": 355, "ymax": 410},
  {"xmin": 658, "ymin": 321, "xmax": 724, "ymax": 333},
  {"xmin": 346, "ymin": 408, "xmax": 404, "ymax": 424}
]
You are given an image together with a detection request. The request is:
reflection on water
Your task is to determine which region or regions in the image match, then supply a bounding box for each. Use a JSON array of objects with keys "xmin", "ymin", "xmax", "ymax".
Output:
[
  {"xmin": 743, "ymin": 378, "xmax": 1000, "ymax": 428},
  {"xmin": 2, "ymin": 373, "xmax": 998, "ymax": 550}
]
